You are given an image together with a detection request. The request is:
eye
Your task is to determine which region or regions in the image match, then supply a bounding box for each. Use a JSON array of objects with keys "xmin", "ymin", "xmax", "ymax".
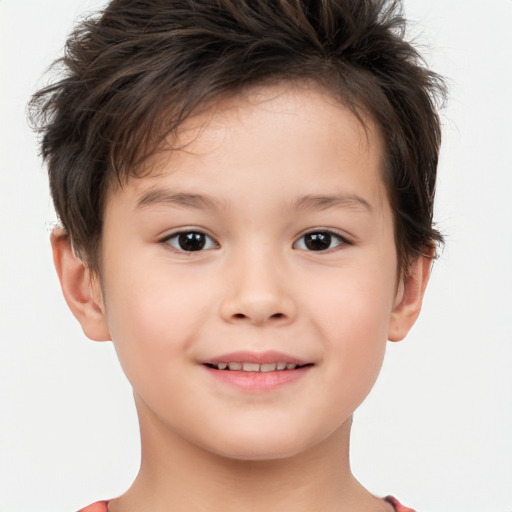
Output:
[
  {"xmin": 163, "ymin": 231, "xmax": 218, "ymax": 252},
  {"xmin": 294, "ymin": 230, "xmax": 347, "ymax": 252}
]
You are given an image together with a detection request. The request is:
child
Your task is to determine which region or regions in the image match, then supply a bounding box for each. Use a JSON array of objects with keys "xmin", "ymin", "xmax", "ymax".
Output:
[{"xmin": 30, "ymin": 0, "xmax": 445, "ymax": 510}]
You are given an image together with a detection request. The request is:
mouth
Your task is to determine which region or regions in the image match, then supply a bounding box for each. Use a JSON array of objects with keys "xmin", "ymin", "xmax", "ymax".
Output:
[
  {"xmin": 204, "ymin": 362, "xmax": 312, "ymax": 372},
  {"xmin": 201, "ymin": 351, "xmax": 313, "ymax": 391}
]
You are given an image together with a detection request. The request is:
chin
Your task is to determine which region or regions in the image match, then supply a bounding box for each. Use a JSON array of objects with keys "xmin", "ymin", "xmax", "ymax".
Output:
[
  {"xmin": 212, "ymin": 442, "xmax": 306, "ymax": 462},
  {"xmin": 198, "ymin": 422, "xmax": 327, "ymax": 463}
]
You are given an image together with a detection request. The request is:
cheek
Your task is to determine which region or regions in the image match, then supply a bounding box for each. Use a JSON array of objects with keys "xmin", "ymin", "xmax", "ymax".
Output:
[
  {"xmin": 102, "ymin": 263, "xmax": 213, "ymax": 378},
  {"xmin": 299, "ymin": 259, "xmax": 396, "ymax": 401},
  {"xmin": 313, "ymin": 295, "xmax": 390, "ymax": 424},
  {"xmin": 301, "ymin": 257, "xmax": 397, "ymax": 338}
]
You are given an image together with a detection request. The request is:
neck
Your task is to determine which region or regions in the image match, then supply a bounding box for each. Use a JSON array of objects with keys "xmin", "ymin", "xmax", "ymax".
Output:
[{"xmin": 109, "ymin": 396, "xmax": 387, "ymax": 512}]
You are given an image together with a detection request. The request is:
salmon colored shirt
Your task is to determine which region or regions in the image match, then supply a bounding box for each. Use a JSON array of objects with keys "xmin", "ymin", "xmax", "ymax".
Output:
[{"xmin": 78, "ymin": 496, "xmax": 415, "ymax": 511}]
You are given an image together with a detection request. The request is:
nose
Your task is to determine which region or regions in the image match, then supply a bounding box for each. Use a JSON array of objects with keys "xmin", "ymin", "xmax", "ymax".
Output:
[{"xmin": 219, "ymin": 251, "xmax": 297, "ymax": 326}]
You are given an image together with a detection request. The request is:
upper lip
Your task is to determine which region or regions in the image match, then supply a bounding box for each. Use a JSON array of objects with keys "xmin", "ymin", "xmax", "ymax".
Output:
[{"xmin": 201, "ymin": 350, "xmax": 310, "ymax": 366}]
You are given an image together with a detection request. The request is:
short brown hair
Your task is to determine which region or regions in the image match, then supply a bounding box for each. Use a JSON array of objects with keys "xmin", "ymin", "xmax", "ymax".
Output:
[{"xmin": 30, "ymin": 0, "xmax": 445, "ymax": 274}]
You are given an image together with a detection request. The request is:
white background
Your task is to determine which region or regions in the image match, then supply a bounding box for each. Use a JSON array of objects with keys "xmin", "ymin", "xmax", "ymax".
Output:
[{"xmin": 1, "ymin": 1, "xmax": 511, "ymax": 511}]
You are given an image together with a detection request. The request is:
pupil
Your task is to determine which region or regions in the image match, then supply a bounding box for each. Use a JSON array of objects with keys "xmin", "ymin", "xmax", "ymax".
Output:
[
  {"xmin": 305, "ymin": 232, "xmax": 331, "ymax": 251},
  {"xmin": 179, "ymin": 232, "xmax": 206, "ymax": 251}
]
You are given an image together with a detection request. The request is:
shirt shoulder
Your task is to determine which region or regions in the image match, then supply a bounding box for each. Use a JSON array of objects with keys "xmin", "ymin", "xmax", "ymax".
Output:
[
  {"xmin": 78, "ymin": 497, "xmax": 412, "ymax": 512},
  {"xmin": 77, "ymin": 501, "xmax": 109, "ymax": 512},
  {"xmin": 384, "ymin": 495, "xmax": 416, "ymax": 512}
]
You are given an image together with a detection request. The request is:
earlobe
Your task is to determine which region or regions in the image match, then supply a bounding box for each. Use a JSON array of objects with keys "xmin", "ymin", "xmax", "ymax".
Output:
[
  {"xmin": 388, "ymin": 254, "xmax": 432, "ymax": 342},
  {"xmin": 51, "ymin": 228, "xmax": 111, "ymax": 342}
]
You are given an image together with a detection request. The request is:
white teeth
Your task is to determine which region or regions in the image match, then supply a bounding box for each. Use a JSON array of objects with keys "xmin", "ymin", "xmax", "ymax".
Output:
[
  {"xmin": 214, "ymin": 361, "xmax": 301, "ymax": 371},
  {"xmin": 242, "ymin": 362, "xmax": 260, "ymax": 372}
]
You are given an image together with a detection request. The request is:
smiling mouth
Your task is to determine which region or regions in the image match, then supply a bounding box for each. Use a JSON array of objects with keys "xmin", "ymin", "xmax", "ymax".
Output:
[{"xmin": 204, "ymin": 362, "xmax": 312, "ymax": 372}]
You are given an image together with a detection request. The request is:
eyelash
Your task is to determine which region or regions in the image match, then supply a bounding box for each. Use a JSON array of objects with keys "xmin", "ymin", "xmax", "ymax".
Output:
[
  {"xmin": 162, "ymin": 230, "xmax": 218, "ymax": 252},
  {"xmin": 161, "ymin": 229, "xmax": 350, "ymax": 253},
  {"xmin": 293, "ymin": 230, "xmax": 349, "ymax": 252}
]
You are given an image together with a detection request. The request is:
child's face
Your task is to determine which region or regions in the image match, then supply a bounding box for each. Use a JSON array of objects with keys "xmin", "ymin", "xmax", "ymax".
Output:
[{"xmin": 80, "ymin": 83, "xmax": 421, "ymax": 460}]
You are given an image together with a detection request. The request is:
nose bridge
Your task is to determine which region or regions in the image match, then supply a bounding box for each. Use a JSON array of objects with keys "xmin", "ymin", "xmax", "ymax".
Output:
[{"xmin": 220, "ymin": 242, "xmax": 295, "ymax": 325}]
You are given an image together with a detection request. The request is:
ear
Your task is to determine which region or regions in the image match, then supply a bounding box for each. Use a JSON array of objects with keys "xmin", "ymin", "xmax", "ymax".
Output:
[
  {"xmin": 388, "ymin": 254, "xmax": 432, "ymax": 342},
  {"xmin": 51, "ymin": 228, "xmax": 111, "ymax": 342}
]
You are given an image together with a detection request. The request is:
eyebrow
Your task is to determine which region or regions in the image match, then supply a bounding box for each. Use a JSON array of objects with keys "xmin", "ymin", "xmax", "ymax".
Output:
[
  {"xmin": 291, "ymin": 193, "xmax": 373, "ymax": 213},
  {"xmin": 135, "ymin": 188, "xmax": 372, "ymax": 214},
  {"xmin": 135, "ymin": 189, "xmax": 225, "ymax": 211}
]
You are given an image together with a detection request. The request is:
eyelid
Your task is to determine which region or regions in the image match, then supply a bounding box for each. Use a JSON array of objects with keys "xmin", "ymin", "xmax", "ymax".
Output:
[
  {"xmin": 293, "ymin": 228, "xmax": 351, "ymax": 251},
  {"xmin": 160, "ymin": 228, "xmax": 219, "ymax": 252}
]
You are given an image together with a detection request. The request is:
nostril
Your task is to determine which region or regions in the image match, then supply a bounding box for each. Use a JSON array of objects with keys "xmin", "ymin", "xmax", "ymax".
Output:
[{"xmin": 231, "ymin": 312, "xmax": 285, "ymax": 321}]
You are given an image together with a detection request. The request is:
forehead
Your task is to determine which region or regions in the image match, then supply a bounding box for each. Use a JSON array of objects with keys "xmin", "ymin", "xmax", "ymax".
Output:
[{"xmin": 113, "ymin": 82, "xmax": 387, "ymax": 212}]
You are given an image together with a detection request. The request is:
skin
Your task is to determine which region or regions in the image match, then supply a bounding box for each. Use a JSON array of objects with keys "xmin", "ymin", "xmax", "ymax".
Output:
[{"xmin": 52, "ymin": 82, "xmax": 431, "ymax": 512}]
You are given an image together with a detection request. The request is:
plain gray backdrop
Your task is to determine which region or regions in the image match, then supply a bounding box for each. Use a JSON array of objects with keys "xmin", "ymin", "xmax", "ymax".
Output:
[{"xmin": 1, "ymin": 1, "xmax": 511, "ymax": 511}]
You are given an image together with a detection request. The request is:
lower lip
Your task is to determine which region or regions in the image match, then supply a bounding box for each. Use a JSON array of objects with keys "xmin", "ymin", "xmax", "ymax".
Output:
[{"xmin": 203, "ymin": 366, "xmax": 311, "ymax": 392}]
